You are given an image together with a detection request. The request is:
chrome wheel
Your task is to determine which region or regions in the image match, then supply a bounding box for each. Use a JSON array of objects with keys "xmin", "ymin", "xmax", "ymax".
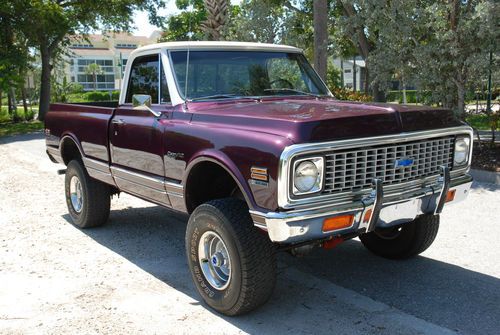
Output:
[
  {"xmin": 198, "ymin": 231, "xmax": 232, "ymax": 290},
  {"xmin": 69, "ymin": 175, "xmax": 83, "ymax": 213}
]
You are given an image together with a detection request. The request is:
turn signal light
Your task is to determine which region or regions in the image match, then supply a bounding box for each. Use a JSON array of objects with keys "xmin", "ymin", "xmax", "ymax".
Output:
[
  {"xmin": 322, "ymin": 215, "xmax": 354, "ymax": 232},
  {"xmin": 445, "ymin": 189, "xmax": 456, "ymax": 203}
]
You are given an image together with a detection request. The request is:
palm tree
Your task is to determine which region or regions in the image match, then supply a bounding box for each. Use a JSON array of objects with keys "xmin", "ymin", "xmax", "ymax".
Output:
[
  {"xmin": 200, "ymin": 0, "xmax": 229, "ymax": 41},
  {"xmin": 84, "ymin": 63, "xmax": 104, "ymax": 91}
]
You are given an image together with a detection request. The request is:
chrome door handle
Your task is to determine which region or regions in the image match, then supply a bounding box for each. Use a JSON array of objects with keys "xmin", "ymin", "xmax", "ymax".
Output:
[{"xmin": 111, "ymin": 119, "xmax": 125, "ymax": 125}]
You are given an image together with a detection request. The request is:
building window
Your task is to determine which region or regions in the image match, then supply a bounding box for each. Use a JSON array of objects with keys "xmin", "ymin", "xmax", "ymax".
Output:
[
  {"xmin": 116, "ymin": 43, "xmax": 138, "ymax": 49},
  {"xmin": 71, "ymin": 44, "xmax": 94, "ymax": 49},
  {"xmin": 73, "ymin": 58, "xmax": 115, "ymax": 90},
  {"xmin": 344, "ymin": 69, "xmax": 351, "ymax": 73}
]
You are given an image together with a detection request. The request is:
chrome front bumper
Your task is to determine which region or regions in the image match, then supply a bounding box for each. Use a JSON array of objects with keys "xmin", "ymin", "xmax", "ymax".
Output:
[{"xmin": 250, "ymin": 172, "xmax": 472, "ymax": 244}]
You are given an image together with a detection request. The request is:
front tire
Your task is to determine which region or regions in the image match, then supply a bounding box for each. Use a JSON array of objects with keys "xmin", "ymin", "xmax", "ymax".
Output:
[
  {"xmin": 65, "ymin": 160, "xmax": 110, "ymax": 228},
  {"xmin": 359, "ymin": 214, "xmax": 440, "ymax": 259},
  {"xmin": 185, "ymin": 198, "xmax": 276, "ymax": 316}
]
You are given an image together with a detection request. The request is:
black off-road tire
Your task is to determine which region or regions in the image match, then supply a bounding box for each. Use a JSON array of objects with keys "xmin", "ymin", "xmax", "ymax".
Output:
[
  {"xmin": 186, "ymin": 198, "xmax": 276, "ymax": 316},
  {"xmin": 359, "ymin": 214, "xmax": 440, "ymax": 259},
  {"xmin": 65, "ymin": 160, "xmax": 110, "ymax": 228}
]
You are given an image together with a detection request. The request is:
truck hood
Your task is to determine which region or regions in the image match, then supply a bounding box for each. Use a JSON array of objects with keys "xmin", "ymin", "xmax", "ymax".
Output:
[{"xmin": 188, "ymin": 97, "xmax": 462, "ymax": 143}]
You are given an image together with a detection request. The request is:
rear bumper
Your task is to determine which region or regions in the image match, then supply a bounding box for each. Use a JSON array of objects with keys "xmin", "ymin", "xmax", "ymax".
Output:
[{"xmin": 250, "ymin": 173, "xmax": 472, "ymax": 244}]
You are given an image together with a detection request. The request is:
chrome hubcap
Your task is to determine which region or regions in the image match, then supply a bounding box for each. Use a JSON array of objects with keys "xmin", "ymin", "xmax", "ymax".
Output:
[
  {"xmin": 198, "ymin": 231, "xmax": 231, "ymax": 290},
  {"xmin": 69, "ymin": 176, "xmax": 83, "ymax": 213}
]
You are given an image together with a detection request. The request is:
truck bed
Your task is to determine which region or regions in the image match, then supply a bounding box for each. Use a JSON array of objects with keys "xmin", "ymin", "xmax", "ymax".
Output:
[{"xmin": 45, "ymin": 103, "xmax": 116, "ymax": 163}]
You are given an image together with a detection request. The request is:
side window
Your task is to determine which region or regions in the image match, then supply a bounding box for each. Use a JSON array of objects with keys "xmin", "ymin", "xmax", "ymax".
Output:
[{"xmin": 126, "ymin": 55, "xmax": 159, "ymax": 103}]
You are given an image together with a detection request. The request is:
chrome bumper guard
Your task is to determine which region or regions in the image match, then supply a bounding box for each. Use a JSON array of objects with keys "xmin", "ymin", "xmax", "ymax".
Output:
[{"xmin": 250, "ymin": 169, "xmax": 472, "ymax": 244}]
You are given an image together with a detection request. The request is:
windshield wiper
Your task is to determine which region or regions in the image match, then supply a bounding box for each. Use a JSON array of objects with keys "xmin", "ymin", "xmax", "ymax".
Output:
[
  {"xmin": 263, "ymin": 88, "xmax": 321, "ymax": 97},
  {"xmin": 188, "ymin": 94, "xmax": 257, "ymax": 102}
]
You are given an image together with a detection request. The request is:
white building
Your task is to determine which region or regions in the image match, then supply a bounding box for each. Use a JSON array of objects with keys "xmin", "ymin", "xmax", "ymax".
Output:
[
  {"xmin": 65, "ymin": 32, "xmax": 160, "ymax": 91},
  {"xmin": 332, "ymin": 56, "xmax": 366, "ymax": 92}
]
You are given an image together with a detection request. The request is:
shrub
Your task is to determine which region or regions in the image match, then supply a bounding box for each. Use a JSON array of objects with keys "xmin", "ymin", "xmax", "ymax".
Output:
[
  {"xmin": 67, "ymin": 90, "xmax": 120, "ymax": 103},
  {"xmin": 330, "ymin": 87, "xmax": 372, "ymax": 102},
  {"xmin": 386, "ymin": 90, "xmax": 433, "ymax": 104}
]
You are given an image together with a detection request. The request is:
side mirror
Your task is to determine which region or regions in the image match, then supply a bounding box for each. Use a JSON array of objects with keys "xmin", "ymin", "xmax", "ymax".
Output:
[{"xmin": 132, "ymin": 94, "xmax": 160, "ymax": 117}]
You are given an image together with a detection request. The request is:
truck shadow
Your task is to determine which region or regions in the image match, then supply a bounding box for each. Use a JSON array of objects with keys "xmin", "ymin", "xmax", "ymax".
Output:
[{"xmin": 68, "ymin": 205, "xmax": 500, "ymax": 335}]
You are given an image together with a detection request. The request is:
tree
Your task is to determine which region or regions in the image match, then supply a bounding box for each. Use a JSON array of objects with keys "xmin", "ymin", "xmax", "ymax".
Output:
[
  {"xmin": 0, "ymin": 1, "xmax": 31, "ymax": 122},
  {"xmin": 200, "ymin": 0, "xmax": 229, "ymax": 40},
  {"xmin": 160, "ymin": 0, "xmax": 207, "ymax": 41},
  {"xmin": 313, "ymin": 0, "xmax": 328, "ymax": 80},
  {"xmin": 85, "ymin": 63, "xmax": 104, "ymax": 91},
  {"xmin": 336, "ymin": 0, "xmax": 498, "ymax": 113},
  {"xmin": 8, "ymin": 0, "xmax": 165, "ymax": 121},
  {"xmin": 226, "ymin": 0, "xmax": 284, "ymax": 43}
]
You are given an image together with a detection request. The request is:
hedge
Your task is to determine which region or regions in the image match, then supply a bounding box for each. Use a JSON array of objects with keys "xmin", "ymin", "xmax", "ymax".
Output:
[{"xmin": 67, "ymin": 90, "xmax": 120, "ymax": 103}]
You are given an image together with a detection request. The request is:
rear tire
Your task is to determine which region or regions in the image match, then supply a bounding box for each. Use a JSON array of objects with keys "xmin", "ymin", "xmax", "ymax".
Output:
[
  {"xmin": 65, "ymin": 160, "xmax": 110, "ymax": 228},
  {"xmin": 359, "ymin": 214, "xmax": 439, "ymax": 259},
  {"xmin": 185, "ymin": 198, "xmax": 276, "ymax": 316}
]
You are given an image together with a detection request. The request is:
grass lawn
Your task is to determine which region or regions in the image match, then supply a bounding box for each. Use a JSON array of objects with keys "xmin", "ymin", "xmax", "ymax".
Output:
[
  {"xmin": 0, "ymin": 106, "xmax": 43, "ymax": 137},
  {"xmin": 0, "ymin": 121, "xmax": 44, "ymax": 137},
  {"xmin": 0, "ymin": 105, "xmax": 38, "ymax": 122},
  {"xmin": 466, "ymin": 114, "xmax": 494, "ymax": 130}
]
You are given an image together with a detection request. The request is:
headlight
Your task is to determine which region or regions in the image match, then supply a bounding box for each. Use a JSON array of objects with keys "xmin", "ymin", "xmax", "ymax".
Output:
[
  {"xmin": 293, "ymin": 157, "xmax": 324, "ymax": 195},
  {"xmin": 454, "ymin": 136, "xmax": 470, "ymax": 166}
]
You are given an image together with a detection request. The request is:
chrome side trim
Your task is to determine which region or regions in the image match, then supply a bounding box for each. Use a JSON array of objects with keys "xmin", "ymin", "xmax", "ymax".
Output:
[
  {"xmin": 111, "ymin": 166, "xmax": 165, "ymax": 191},
  {"xmin": 278, "ymin": 126, "xmax": 473, "ymax": 209},
  {"xmin": 165, "ymin": 180, "xmax": 184, "ymax": 196},
  {"xmin": 109, "ymin": 165, "xmax": 187, "ymax": 212}
]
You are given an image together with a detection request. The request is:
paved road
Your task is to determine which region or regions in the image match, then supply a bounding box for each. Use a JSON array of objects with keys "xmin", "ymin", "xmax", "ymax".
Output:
[{"xmin": 1, "ymin": 133, "xmax": 499, "ymax": 335}]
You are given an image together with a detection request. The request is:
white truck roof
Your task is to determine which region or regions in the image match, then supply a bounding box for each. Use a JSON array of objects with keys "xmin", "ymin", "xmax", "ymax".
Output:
[{"xmin": 133, "ymin": 41, "xmax": 303, "ymax": 55}]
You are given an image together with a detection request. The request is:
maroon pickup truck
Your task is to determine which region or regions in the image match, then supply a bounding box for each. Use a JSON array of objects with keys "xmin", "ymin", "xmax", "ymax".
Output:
[{"xmin": 45, "ymin": 41, "xmax": 473, "ymax": 315}]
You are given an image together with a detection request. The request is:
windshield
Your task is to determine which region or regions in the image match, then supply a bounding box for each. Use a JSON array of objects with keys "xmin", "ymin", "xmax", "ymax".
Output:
[{"xmin": 169, "ymin": 50, "xmax": 329, "ymax": 100}]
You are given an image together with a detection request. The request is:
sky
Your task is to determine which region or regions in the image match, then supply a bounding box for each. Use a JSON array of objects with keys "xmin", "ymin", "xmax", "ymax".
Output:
[{"xmin": 132, "ymin": 0, "xmax": 242, "ymax": 37}]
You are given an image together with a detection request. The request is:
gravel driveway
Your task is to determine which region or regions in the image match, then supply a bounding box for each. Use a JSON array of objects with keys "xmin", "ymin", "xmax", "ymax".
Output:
[{"xmin": 1, "ymin": 133, "xmax": 499, "ymax": 335}]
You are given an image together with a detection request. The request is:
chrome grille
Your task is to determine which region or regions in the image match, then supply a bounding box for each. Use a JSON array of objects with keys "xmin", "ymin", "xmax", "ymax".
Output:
[{"xmin": 323, "ymin": 136, "xmax": 455, "ymax": 195}]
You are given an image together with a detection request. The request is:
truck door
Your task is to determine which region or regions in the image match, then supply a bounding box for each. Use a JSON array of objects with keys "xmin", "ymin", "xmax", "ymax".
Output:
[{"xmin": 109, "ymin": 53, "xmax": 172, "ymax": 206}]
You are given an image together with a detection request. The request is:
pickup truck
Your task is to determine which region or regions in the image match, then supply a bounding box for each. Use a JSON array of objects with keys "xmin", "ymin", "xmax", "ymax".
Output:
[{"xmin": 45, "ymin": 41, "xmax": 473, "ymax": 316}]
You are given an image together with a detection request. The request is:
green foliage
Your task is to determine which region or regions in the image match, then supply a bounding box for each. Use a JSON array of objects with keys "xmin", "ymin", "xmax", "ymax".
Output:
[
  {"xmin": 0, "ymin": 106, "xmax": 38, "ymax": 123},
  {"xmin": 52, "ymin": 77, "xmax": 84, "ymax": 103},
  {"xmin": 4, "ymin": 0, "xmax": 166, "ymax": 120},
  {"xmin": 386, "ymin": 90, "xmax": 433, "ymax": 104},
  {"xmin": 67, "ymin": 91, "xmax": 120, "ymax": 103},
  {"xmin": 160, "ymin": 0, "xmax": 206, "ymax": 41},
  {"xmin": 326, "ymin": 63, "xmax": 341, "ymax": 90},
  {"xmin": 466, "ymin": 114, "xmax": 495, "ymax": 131},
  {"xmin": 0, "ymin": 120, "xmax": 44, "ymax": 137},
  {"xmin": 331, "ymin": 87, "xmax": 372, "ymax": 102}
]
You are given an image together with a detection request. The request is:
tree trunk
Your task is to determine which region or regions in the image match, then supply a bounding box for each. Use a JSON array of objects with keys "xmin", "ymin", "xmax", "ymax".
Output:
[
  {"xmin": 21, "ymin": 85, "xmax": 29, "ymax": 120},
  {"xmin": 313, "ymin": 0, "xmax": 328, "ymax": 81},
  {"xmin": 402, "ymin": 75, "xmax": 407, "ymax": 104},
  {"xmin": 364, "ymin": 67, "xmax": 369, "ymax": 93},
  {"xmin": 340, "ymin": 59, "xmax": 344, "ymax": 87},
  {"xmin": 38, "ymin": 46, "xmax": 52, "ymax": 121},
  {"xmin": 455, "ymin": 79, "xmax": 466, "ymax": 119},
  {"xmin": 372, "ymin": 81, "xmax": 386, "ymax": 102},
  {"xmin": 352, "ymin": 57, "xmax": 357, "ymax": 92}
]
